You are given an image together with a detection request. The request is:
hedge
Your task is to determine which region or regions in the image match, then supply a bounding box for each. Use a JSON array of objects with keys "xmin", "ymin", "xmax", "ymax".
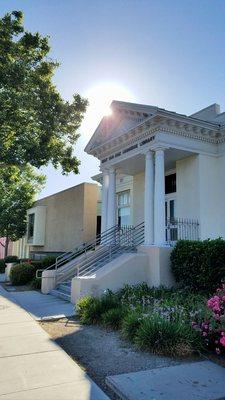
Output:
[
  {"xmin": 42, "ymin": 256, "xmax": 56, "ymax": 269},
  {"xmin": 0, "ymin": 259, "xmax": 5, "ymax": 273},
  {"xmin": 171, "ymin": 239, "xmax": 225, "ymax": 292},
  {"xmin": 10, "ymin": 263, "xmax": 35, "ymax": 285},
  {"xmin": 4, "ymin": 255, "xmax": 18, "ymax": 263}
]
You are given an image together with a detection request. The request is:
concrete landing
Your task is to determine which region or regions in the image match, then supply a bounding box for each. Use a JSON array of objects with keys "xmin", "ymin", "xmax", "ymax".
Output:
[
  {"xmin": 106, "ymin": 361, "xmax": 225, "ymax": 400},
  {"xmin": 11, "ymin": 290, "xmax": 74, "ymax": 320}
]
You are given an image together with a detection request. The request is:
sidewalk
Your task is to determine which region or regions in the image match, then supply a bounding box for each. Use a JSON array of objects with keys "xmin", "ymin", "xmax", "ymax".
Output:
[{"xmin": 0, "ymin": 285, "xmax": 109, "ymax": 400}]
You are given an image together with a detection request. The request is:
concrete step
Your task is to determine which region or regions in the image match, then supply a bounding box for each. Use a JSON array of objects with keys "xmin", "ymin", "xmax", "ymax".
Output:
[
  {"xmin": 50, "ymin": 289, "xmax": 71, "ymax": 302},
  {"xmin": 58, "ymin": 283, "xmax": 71, "ymax": 294}
]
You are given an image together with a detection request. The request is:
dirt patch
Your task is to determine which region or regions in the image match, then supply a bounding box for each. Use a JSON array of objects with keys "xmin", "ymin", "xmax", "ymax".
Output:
[{"xmin": 40, "ymin": 317, "xmax": 194, "ymax": 399}]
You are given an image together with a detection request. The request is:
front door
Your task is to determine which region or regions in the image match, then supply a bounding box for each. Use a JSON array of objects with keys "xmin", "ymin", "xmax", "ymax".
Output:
[{"xmin": 165, "ymin": 196, "xmax": 177, "ymax": 242}]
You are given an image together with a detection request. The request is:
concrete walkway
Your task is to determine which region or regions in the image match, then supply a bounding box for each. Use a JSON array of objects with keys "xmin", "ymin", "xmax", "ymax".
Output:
[
  {"xmin": 106, "ymin": 361, "xmax": 225, "ymax": 400},
  {"xmin": 0, "ymin": 273, "xmax": 74, "ymax": 320},
  {"xmin": 0, "ymin": 285, "xmax": 109, "ymax": 400}
]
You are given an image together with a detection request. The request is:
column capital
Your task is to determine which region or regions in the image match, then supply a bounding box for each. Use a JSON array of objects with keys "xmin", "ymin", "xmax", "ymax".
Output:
[
  {"xmin": 151, "ymin": 144, "xmax": 168, "ymax": 153},
  {"xmin": 108, "ymin": 166, "xmax": 116, "ymax": 174},
  {"xmin": 142, "ymin": 149, "xmax": 154, "ymax": 158}
]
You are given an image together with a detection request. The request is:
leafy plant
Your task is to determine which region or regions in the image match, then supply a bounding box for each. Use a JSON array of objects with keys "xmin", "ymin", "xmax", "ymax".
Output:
[
  {"xmin": 192, "ymin": 285, "xmax": 225, "ymax": 355},
  {"xmin": 121, "ymin": 311, "xmax": 142, "ymax": 341},
  {"xmin": 30, "ymin": 277, "xmax": 41, "ymax": 290},
  {"xmin": 4, "ymin": 255, "xmax": 18, "ymax": 263},
  {"xmin": 0, "ymin": 166, "xmax": 45, "ymax": 256},
  {"xmin": 135, "ymin": 314, "xmax": 203, "ymax": 356},
  {"xmin": 30, "ymin": 260, "xmax": 43, "ymax": 271},
  {"xmin": 0, "ymin": 259, "xmax": 5, "ymax": 273},
  {"xmin": 102, "ymin": 307, "xmax": 127, "ymax": 330},
  {"xmin": 42, "ymin": 256, "xmax": 57, "ymax": 269},
  {"xmin": 171, "ymin": 239, "xmax": 225, "ymax": 292},
  {"xmin": 0, "ymin": 11, "xmax": 88, "ymax": 173},
  {"xmin": 10, "ymin": 263, "xmax": 35, "ymax": 285},
  {"xmin": 77, "ymin": 291, "xmax": 120, "ymax": 324}
]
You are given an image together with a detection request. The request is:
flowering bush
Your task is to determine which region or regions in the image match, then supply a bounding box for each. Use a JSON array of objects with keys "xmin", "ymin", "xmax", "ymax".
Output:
[{"xmin": 192, "ymin": 285, "xmax": 225, "ymax": 355}]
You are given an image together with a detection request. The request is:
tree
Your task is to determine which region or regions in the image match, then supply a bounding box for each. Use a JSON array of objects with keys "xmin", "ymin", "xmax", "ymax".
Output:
[
  {"xmin": 0, "ymin": 11, "xmax": 88, "ymax": 174},
  {"xmin": 0, "ymin": 166, "xmax": 45, "ymax": 256}
]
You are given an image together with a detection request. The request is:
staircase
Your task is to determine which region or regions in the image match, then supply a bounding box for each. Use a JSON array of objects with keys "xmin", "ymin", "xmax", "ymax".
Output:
[{"xmin": 37, "ymin": 222, "xmax": 145, "ymax": 302}]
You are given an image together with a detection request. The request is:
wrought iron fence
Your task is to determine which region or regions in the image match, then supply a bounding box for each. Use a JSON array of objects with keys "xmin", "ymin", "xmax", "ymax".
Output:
[{"xmin": 165, "ymin": 218, "xmax": 199, "ymax": 245}]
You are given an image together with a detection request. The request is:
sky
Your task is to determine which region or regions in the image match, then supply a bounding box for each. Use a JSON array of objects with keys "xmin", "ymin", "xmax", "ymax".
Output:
[{"xmin": 1, "ymin": 0, "xmax": 225, "ymax": 198}]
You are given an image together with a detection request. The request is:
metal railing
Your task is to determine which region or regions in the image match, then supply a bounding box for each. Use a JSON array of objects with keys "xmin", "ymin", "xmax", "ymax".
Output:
[
  {"xmin": 37, "ymin": 222, "xmax": 145, "ymax": 285},
  {"xmin": 166, "ymin": 218, "xmax": 199, "ymax": 244},
  {"xmin": 36, "ymin": 224, "xmax": 120, "ymax": 278}
]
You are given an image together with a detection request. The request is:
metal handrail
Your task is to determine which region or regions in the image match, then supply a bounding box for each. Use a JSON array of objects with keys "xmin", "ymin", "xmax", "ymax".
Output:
[
  {"xmin": 36, "ymin": 224, "xmax": 120, "ymax": 278},
  {"xmin": 55, "ymin": 222, "xmax": 145, "ymax": 284}
]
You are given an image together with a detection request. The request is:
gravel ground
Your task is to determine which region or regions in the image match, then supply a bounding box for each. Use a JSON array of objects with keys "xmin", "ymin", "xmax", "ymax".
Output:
[{"xmin": 40, "ymin": 317, "xmax": 193, "ymax": 399}]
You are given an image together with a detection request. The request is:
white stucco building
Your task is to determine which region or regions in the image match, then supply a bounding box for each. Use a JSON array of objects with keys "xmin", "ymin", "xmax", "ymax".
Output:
[
  {"xmin": 86, "ymin": 101, "xmax": 225, "ymax": 244},
  {"xmin": 41, "ymin": 101, "xmax": 225, "ymax": 302}
]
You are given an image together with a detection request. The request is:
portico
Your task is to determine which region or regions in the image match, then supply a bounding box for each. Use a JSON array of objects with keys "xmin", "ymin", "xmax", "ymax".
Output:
[
  {"xmin": 86, "ymin": 100, "xmax": 225, "ymax": 249},
  {"xmin": 101, "ymin": 146, "xmax": 168, "ymax": 247}
]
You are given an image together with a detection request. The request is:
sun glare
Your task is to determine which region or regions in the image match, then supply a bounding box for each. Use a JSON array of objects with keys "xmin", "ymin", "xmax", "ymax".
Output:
[{"xmin": 81, "ymin": 82, "xmax": 135, "ymax": 137}]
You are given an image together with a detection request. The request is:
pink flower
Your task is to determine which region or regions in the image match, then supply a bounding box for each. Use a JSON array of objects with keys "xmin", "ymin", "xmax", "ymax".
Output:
[
  {"xmin": 216, "ymin": 348, "xmax": 221, "ymax": 355},
  {"xmin": 220, "ymin": 336, "xmax": 225, "ymax": 346}
]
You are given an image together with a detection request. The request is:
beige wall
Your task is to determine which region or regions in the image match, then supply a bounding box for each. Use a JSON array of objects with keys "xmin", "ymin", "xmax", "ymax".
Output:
[
  {"xmin": 176, "ymin": 153, "xmax": 225, "ymax": 239},
  {"xmin": 176, "ymin": 155, "xmax": 200, "ymax": 220},
  {"xmin": 198, "ymin": 154, "xmax": 225, "ymax": 239},
  {"xmin": 29, "ymin": 183, "xmax": 98, "ymax": 254}
]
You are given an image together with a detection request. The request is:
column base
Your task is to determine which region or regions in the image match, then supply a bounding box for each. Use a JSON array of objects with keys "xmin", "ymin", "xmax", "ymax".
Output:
[{"xmin": 138, "ymin": 245, "xmax": 175, "ymax": 287}]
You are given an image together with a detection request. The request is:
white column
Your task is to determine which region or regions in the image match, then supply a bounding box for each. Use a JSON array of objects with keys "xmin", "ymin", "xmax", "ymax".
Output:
[
  {"xmin": 107, "ymin": 167, "xmax": 117, "ymax": 229},
  {"xmin": 101, "ymin": 170, "xmax": 109, "ymax": 234},
  {"xmin": 154, "ymin": 148, "xmax": 166, "ymax": 246},
  {"xmin": 144, "ymin": 150, "xmax": 154, "ymax": 245}
]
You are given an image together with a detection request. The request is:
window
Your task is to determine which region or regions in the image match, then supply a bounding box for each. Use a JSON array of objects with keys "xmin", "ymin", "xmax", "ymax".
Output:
[
  {"xmin": 117, "ymin": 191, "xmax": 131, "ymax": 226},
  {"xmin": 28, "ymin": 213, "xmax": 35, "ymax": 241},
  {"xmin": 165, "ymin": 173, "xmax": 176, "ymax": 194}
]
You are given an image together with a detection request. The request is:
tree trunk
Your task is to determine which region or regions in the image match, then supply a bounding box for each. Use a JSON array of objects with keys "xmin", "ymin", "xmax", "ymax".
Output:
[{"xmin": 4, "ymin": 236, "xmax": 9, "ymax": 258}]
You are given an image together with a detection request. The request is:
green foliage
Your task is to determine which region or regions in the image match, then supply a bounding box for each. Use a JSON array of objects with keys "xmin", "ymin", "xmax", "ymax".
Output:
[
  {"xmin": 171, "ymin": 239, "xmax": 225, "ymax": 291},
  {"xmin": 30, "ymin": 260, "xmax": 43, "ymax": 271},
  {"xmin": 135, "ymin": 314, "xmax": 203, "ymax": 356},
  {"xmin": 0, "ymin": 259, "xmax": 5, "ymax": 273},
  {"xmin": 102, "ymin": 307, "xmax": 128, "ymax": 330},
  {"xmin": 77, "ymin": 291, "xmax": 120, "ymax": 324},
  {"xmin": 121, "ymin": 311, "xmax": 142, "ymax": 341},
  {"xmin": 10, "ymin": 263, "xmax": 35, "ymax": 285},
  {"xmin": 0, "ymin": 166, "xmax": 45, "ymax": 255},
  {"xmin": 77, "ymin": 284, "xmax": 208, "ymax": 357},
  {"xmin": 0, "ymin": 11, "xmax": 87, "ymax": 173},
  {"xmin": 42, "ymin": 256, "xmax": 56, "ymax": 269},
  {"xmin": 4, "ymin": 255, "xmax": 18, "ymax": 263},
  {"xmin": 30, "ymin": 277, "xmax": 41, "ymax": 289}
]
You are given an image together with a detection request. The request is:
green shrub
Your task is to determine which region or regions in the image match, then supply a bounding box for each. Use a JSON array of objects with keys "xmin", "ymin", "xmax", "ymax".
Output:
[
  {"xmin": 30, "ymin": 277, "xmax": 41, "ymax": 289},
  {"xmin": 135, "ymin": 314, "xmax": 203, "ymax": 356},
  {"xmin": 77, "ymin": 291, "xmax": 120, "ymax": 324},
  {"xmin": 10, "ymin": 263, "xmax": 35, "ymax": 285},
  {"xmin": 30, "ymin": 260, "xmax": 43, "ymax": 271},
  {"xmin": 171, "ymin": 239, "xmax": 225, "ymax": 292},
  {"xmin": 0, "ymin": 259, "xmax": 5, "ymax": 273},
  {"xmin": 121, "ymin": 311, "xmax": 142, "ymax": 341},
  {"xmin": 42, "ymin": 256, "xmax": 56, "ymax": 269},
  {"xmin": 4, "ymin": 255, "xmax": 18, "ymax": 263},
  {"xmin": 102, "ymin": 307, "xmax": 127, "ymax": 330}
]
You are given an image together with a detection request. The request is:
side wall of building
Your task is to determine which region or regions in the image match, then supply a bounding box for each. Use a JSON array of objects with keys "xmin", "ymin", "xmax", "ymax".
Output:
[{"xmin": 28, "ymin": 183, "xmax": 98, "ymax": 254}]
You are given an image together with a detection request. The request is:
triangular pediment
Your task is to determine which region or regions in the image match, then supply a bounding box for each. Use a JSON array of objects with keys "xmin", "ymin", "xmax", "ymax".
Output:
[{"xmin": 85, "ymin": 101, "xmax": 155, "ymax": 153}]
